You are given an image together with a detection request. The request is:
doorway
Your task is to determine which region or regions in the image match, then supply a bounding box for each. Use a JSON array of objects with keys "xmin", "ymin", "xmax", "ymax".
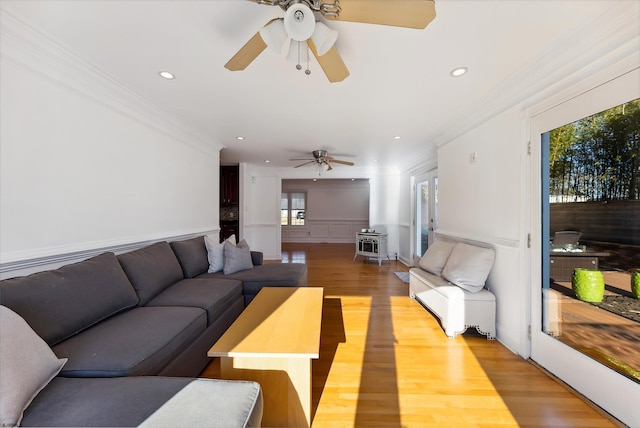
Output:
[
  {"xmin": 529, "ymin": 69, "xmax": 639, "ymax": 426},
  {"xmin": 415, "ymin": 171, "xmax": 438, "ymax": 258}
]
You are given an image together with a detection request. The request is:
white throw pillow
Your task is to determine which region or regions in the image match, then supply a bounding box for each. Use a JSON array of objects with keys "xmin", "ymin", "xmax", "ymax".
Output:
[
  {"xmin": 418, "ymin": 240, "xmax": 457, "ymax": 276},
  {"xmin": 204, "ymin": 234, "xmax": 235, "ymax": 273},
  {"xmin": 441, "ymin": 243, "xmax": 495, "ymax": 293},
  {"xmin": 0, "ymin": 306, "xmax": 67, "ymax": 427}
]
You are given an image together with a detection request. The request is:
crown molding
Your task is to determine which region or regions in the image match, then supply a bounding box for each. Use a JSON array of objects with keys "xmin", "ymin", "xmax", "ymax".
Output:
[
  {"xmin": 0, "ymin": 9, "xmax": 221, "ymax": 157},
  {"xmin": 431, "ymin": 1, "xmax": 640, "ymax": 149}
]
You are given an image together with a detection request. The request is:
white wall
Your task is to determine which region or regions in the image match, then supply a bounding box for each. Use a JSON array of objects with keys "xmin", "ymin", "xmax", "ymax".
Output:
[
  {"xmin": 436, "ymin": 105, "xmax": 526, "ymax": 354},
  {"xmin": 281, "ymin": 179, "xmax": 369, "ymax": 244},
  {"xmin": 241, "ymin": 165, "xmax": 281, "ymax": 259},
  {"xmin": 0, "ymin": 12, "xmax": 222, "ymax": 278},
  {"xmin": 397, "ymin": 171, "xmax": 413, "ymax": 265},
  {"xmin": 240, "ymin": 165, "xmax": 402, "ymax": 260}
]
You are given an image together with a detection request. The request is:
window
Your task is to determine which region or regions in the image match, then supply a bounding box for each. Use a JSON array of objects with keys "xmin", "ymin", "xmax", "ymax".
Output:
[{"xmin": 281, "ymin": 192, "xmax": 306, "ymax": 226}]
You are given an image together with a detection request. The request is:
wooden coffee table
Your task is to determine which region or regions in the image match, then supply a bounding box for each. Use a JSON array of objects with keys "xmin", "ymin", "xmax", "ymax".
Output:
[{"xmin": 208, "ymin": 287, "xmax": 323, "ymax": 427}]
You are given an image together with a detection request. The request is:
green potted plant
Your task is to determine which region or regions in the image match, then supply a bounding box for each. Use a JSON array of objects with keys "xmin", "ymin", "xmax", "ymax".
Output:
[
  {"xmin": 572, "ymin": 268, "xmax": 605, "ymax": 303},
  {"xmin": 631, "ymin": 269, "xmax": 640, "ymax": 299}
]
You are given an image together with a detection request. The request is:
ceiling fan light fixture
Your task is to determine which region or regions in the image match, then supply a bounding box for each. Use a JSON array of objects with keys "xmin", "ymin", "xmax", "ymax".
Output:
[
  {"xmin": 284, "ymin": 3, "xmax": 316, "ymax": 41},
  {"xmin": 259, "ymin": 19, "xmax": 288, "ymax": 53},
  {"xmin": 311, "ymin": 21, "xmax": 338, "ymax": 56},
  {"xmin": 286, "ymin": 40, "xmax": 310, "ymax": 63}
]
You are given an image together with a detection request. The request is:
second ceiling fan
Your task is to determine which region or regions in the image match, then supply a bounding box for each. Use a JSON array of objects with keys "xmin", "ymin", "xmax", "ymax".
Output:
[
  {"xmin": 291, "ymin": 149, "xmax": 354, "ymax": 173},
  {"xmin": 225, "ymin": 0, "xmax": 436, "ymax": 83}
]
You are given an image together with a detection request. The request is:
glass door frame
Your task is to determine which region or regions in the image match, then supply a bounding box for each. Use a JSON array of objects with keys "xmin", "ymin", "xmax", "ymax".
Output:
[
  {"xmin": 529, "ymin": 68, "xmax": 640, "ymax": 426},
  {"xmin": 414, "ymin": 170, "xmax": 438, "ymax": 262}
]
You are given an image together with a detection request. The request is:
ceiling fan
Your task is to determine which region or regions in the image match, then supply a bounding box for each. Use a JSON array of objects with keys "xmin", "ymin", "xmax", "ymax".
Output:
[
  {"xmin": 291, "ymin": 149, "xmax": 355, "ymax": 173},
  {"xmin": 225, "ymin": 0, "xmax": 436, "ymax": 83}
]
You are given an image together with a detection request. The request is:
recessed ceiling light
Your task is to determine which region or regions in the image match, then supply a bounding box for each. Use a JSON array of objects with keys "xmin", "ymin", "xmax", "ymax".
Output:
[
  {"xmin": 158, "ymin": 71, "xmax": 175, "ymax": 79},
  {"xmin": 393, "ymin": 136, "xmax": 401, "ymax": 140},
  {"xmin": 264, "ymin": 160, "xmax": 270, "ymax": 163},
  {"xmin": 450, "ymin": 67, "xmax": 468, "ymax": 77},
  {"xmin": 235, "ymin": 136, "xmax": 245, "ymax": 140}
]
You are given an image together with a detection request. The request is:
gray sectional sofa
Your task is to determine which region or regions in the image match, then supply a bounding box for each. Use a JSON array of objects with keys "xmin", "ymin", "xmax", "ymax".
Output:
[{"xmin": 0, "ymin": 235, "xmax": 307, "ymax": 427}]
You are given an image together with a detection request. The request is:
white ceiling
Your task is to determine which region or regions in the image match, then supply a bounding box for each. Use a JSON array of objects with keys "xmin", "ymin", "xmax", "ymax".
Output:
[{"xmin": 1, "ymin": 0, "xmax": 634, "ymax": 173}]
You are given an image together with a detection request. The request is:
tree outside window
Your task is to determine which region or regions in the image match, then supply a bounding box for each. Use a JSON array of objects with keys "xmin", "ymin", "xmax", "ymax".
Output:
[{"xmin": 281, "ymin": 192, "xmax": 306, "ymax": 226}]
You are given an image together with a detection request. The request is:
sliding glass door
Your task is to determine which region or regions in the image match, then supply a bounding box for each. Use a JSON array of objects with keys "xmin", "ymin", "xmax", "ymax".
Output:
[{"xmin": 529, "ymin": 69, "xmax": 640, "ymax": 426}]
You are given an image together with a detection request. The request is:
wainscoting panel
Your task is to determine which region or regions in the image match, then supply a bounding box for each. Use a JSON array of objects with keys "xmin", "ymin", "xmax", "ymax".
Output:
[
  {"xmin": 0, "ymin": 228, "xmax": 218, "ymax": 280},
  {"xmin": 282, "ymin": 220, "xmax": 369, "ymax": 244},
  {"xmin": 310, "ymin": 224, "xmax": 330, "ymax": 238}
]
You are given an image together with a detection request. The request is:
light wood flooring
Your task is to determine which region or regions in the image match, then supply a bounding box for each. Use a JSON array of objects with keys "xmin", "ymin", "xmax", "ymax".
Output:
[{"xmin": 201, "ymin": 243, "xmax": 621, "ymax": 427}]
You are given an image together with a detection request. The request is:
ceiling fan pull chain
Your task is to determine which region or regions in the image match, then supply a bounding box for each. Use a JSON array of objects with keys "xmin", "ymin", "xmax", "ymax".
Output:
[
  {"xmin": 295, "ymin": 41, "xmax": 302, "ymax": 71},
  {"xmin": 305, "ymin": 43, "xmax": 311, "ymax": 75}
]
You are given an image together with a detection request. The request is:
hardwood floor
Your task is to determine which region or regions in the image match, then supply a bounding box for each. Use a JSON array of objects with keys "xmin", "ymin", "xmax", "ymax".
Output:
[{"xmin": 202, "ymin": 243, "xmax": 620, "ymax": 427}]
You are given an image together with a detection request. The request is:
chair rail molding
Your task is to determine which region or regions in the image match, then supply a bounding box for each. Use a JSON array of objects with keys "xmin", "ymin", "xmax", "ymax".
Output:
[{"xmin": 0, "ymin": 228, "xmax": 218, "ymax": 278}]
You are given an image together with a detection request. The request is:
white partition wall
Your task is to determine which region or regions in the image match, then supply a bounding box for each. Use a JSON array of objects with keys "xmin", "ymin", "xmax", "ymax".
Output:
[
  {"xmin": 282, "ymin": 179, "xmax": 370, "ymax": 245},
  {"xmin": 0, "ymin": 12, "xmax": 221, "ymax": 278}
]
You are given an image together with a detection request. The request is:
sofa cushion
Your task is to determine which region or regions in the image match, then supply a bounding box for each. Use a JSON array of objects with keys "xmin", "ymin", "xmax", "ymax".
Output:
[
  {"xmin": 22, "ymin": 377, "xmax": 192, "ymax": 427},
  {"xmin": 441, "ymin": 243, "xmax": 495, "ymax": 293},
  {"xmin": 146, "ymin": 278, "xmax": 243, "ymax": 325},
  {"xmin": 418, "ymin": 240, "xmax": 457, "ymax": 276},
  {"xmin": 117, "ymin": 242, "xmax": 185, "ymax": 305},
  {"xmin": 53, "ymin": 307, "xmax": 206, "ymax": 377},
  {"xmin": 0, "ymin": 306, "xmax": 67, "ymax": 427},
  {"xmin": 200, "ymin": 263, "xmax": 307, "ymax": 297},
  {"xmin": 223, "ymin": 239, "xmax": 253, "ymax": 275},
  {"xmin": 170, "ymin": 237, "xmax": 209, "ymax": 278},
  {"xmin": 0, "ymin": 252, "xmax": 139, "ymax": 346},
  {"xmin": 22, "ymin": 377, "xmax": 263, "ymax": 428},
  {"xmin": 138, "ymin": 379, "xmax": 263, "ymax": 428}
]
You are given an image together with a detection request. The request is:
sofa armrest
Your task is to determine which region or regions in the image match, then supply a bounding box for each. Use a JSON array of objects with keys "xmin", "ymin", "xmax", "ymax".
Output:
[{"xmin": 250, "ymin": 251, "xmax": 263, "ymax": 266}]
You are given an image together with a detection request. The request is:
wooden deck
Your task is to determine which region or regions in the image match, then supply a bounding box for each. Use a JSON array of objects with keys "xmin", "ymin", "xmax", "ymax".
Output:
[
  {"xmin": 201, "ymin": 243, "xmax": 623, "ymax": 427},
  {"xmin": 551, "ymin": 271, "xmax": 640, "ymax": 379}
]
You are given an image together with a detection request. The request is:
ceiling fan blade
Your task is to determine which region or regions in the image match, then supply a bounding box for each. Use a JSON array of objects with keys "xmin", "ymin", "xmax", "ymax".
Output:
[
  {"xmin": 323, "ymin": 0, "xmax": 436, "ymax": 29},
  {"xmin": 308, "ymin": 40, "xmax": 349, "ymax": 83},
  {"xmin": 294, "ymin": 161, "xmax": 316, "ymax": 168},
  {"xmin": 328, "ymin": 159, "xmax": 355, "ymax": 166},
  {"xmin": 326, "ymin": 162, "xmax": 333, "ymax": 171},
  {"xmin": 224, "ymin": 27, "xmax": 269, "ymax": 71}
]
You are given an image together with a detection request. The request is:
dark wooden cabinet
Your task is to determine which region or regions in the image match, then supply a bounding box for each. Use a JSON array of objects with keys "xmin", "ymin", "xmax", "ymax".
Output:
[
  {"xmin": 220, "ymin": 165, "xmax": 239, "ymax": 206},
  {"xmin": 220, "ymin": 223, "xmax": 238, "ymax": 242}
]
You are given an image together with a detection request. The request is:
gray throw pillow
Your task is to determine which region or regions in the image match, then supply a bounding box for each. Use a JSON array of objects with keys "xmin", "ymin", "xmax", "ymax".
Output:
[
  {"xmin": 418, "ymin": 240, "xmax": 457, "ymax": 276},
  {"xmin": 0, "ymin": 306, "xmax": 67, "ymax": 427},
  {"xmin": 441, "ymin": 243, "xmax": 495, "ymax": 293},
  {"xmin": 223, "ymin": 239, "xmax": 253, "ymax": 275}
]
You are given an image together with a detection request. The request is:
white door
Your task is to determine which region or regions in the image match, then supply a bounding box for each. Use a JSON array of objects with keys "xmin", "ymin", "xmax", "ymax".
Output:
[
  {"xmin": 529, "ymin": 69, "xmax": 640, "ymax": 427},
  {"xmin": 415, "ymin": 171, "xmax": 438, "ymax": 258}
]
